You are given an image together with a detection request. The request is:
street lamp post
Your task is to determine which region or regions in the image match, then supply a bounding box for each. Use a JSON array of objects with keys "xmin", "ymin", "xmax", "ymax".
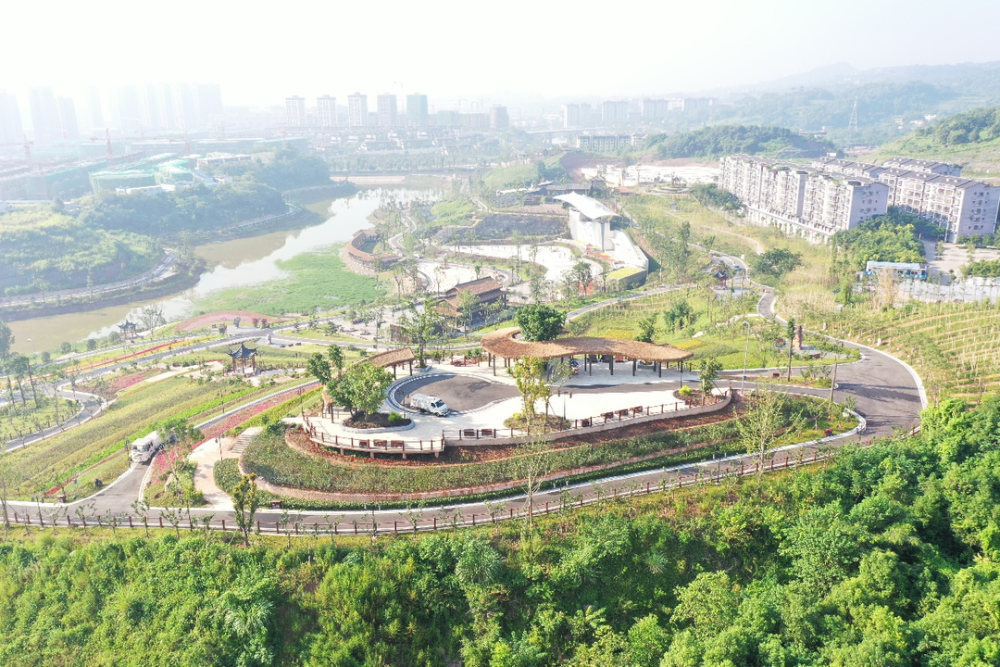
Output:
[{"xmin": 742, "ymin": 320, "xmax": 752, "ymax": 393}]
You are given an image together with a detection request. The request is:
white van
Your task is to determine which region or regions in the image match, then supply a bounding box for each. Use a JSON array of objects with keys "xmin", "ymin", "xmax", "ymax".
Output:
[
  {"xmin": 408, "ymin": 393, "xmax": 450, "ymax": 417},
  {"xmin": 130, "ymin": 431, "xmax": 162, "ymax": 464}
]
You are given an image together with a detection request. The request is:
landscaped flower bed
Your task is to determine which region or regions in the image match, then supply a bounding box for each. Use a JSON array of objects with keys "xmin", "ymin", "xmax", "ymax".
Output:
[{"xmin": 243, "ymin": 420, "xmax": 745, "ymax": 496}]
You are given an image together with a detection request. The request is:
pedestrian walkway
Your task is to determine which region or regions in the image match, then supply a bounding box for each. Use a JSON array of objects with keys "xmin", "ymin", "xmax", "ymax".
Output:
[{"xmin": 189, "ymin": 436, "xmax": 238, "ymax": 511}]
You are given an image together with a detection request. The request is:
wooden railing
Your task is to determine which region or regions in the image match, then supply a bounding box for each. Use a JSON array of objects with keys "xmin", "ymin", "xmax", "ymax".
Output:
[
  {"xmin": 302, "ymin": 414, "xmax": 445, "ymax": 454},
  {"xmin": 443, "ymin": 391, "xmax": 731, "ymax": 444}
]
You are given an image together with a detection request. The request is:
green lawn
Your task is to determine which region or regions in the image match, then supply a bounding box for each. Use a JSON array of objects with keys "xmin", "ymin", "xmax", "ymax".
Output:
[
  {"xmin": 565, "ymin": 288, "xmax": 855, "ymax": 369},
  {"xmin": 196, "ymin": 246, "xmax": 384, "ymax": 316},
  {"xmin": 0, "ymin": 397, "xmax": 78, "ymax": 443}
]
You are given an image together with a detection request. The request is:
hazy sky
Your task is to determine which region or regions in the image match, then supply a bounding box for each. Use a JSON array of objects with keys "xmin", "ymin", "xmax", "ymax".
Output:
[{"xmin": 4, "ymin": 0, "xmax": 1000, "ymax": 108}]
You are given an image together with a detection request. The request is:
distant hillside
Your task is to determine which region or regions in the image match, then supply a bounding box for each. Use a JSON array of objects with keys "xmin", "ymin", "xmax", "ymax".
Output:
[
  {"xmin": 0, "ymin": 206, "xmax": 162, "ymax": 295},
  {"xmin": 645, "ymin": 125, "xmax": 836, "ymax": 159},
  {"xmin": 870, "ymin": 106, "xmax": 1000, "ymax": 175}
]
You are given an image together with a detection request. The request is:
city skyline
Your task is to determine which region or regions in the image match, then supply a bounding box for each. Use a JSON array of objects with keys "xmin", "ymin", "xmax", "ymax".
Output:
[{"xmin": 4, "ymin": 0, "xmax": 1000, "ymax": 108}]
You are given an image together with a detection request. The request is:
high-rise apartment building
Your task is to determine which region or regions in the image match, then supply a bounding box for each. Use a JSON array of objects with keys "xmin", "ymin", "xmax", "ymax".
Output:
[
  {"xmin": 810, "ymin": 156, "xmax": 999, "ymax": 240},
  {"xmin": 285, "ymin": 96, "xmax": 306, "ymax": 127},
  {"xmin": 376, "ymin": 94, "xmax": 397, "ymax": 127},
  {"xmin": 719, "ymin": 155, "xmax": 890, "ymax": 241},
  {"xmin": 317, "ymin": 96, "xmax": 337, "ymax": 127},
  {"xmin": 640, "ymin": 99, "xmax": 670, "ymax": 119},
  {"xmin": 0, "ymin": 90, "xmax": 23, "ymax": 145},
  {"xmin": 56, "ymin": 97, "xmax": 79, "ymax": 140},
  {"xmin": 348, "ymin": 93, "xmax": 368, "ymax": 127},
  {"xmin": 601, "ymin": 100, "xmax": 630, "ymax": 126},
  {"xmin": 28, "ymin": 87, "xmax": 61, "ymax": 145},
  {"xmin": 562, "ymin": 103, "xmax": 591, "ymax": 128},
  {"xmin": 490, "ymin": 105, "xmax": 509, "ymax": 130},
  {"xmin": 881, "ymin": 157, "xmax": 962, "ymax": 177},
  {"xmin": 406, "ymin": 93, "xmax": 428, "ymax": 126}
]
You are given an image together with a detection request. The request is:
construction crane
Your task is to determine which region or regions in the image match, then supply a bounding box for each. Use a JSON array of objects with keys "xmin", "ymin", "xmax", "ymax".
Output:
[
  {"xmin": 89, "ymin": 128, "xmax": 115, "ymax": 165},
  {"xmin": 218, "ymin": 121, "xmax": 234, "ymax": 140}
]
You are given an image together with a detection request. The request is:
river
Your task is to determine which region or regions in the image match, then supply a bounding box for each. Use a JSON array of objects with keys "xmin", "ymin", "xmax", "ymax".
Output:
[{"xmin": 8, "ymin": 187, "xmax": 437, "ymax": 353}]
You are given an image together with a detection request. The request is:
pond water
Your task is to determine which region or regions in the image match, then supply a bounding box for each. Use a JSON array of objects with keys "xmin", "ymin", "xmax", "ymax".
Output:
[{"xmin": 8, "ymin": 188, "xmax": 438, "ymax": 353}]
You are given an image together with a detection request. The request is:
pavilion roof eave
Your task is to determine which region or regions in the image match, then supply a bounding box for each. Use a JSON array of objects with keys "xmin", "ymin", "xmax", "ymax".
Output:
[{"xmin": 481, "ymin": 327, "xmax": 693, "ymax": 363}]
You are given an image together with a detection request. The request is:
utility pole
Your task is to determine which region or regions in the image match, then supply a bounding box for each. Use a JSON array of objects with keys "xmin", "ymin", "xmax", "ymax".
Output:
[
  {"xmin": 829, "ymin": 359, "xmax": 838, "ymax": 402},
  {"xmin": 742, "ymin": 320, "xmax": 752, "ymax": 393}
]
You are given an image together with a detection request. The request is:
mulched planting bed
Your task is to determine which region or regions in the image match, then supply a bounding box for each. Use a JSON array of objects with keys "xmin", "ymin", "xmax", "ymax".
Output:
[{"xmin": 342, "ymin": 413, "xmax": 412, "ymax": 429}]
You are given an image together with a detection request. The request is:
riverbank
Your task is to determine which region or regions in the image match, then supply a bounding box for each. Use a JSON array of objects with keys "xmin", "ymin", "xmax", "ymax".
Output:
[
  {"xmin": 5, "ymin": 187, "xmax": 436, "ymax": 353},
  {"xmin": 0, "ymin": 259, "xmax": 206, "ymax": 323}
]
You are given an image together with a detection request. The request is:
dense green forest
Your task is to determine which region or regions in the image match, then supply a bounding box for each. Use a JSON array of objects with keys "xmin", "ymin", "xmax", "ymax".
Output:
[
  {"xmin": 868, "ymin": 106, "xmax": 1000, "ymax": 173},
  {"xmin": 82, "ymin": 178, "xmax": 286, "ymax": 238},
  {"xmin": 0, "ymin": 207, "xmax": 161, "ymax": 295},
  {"xmin": 3, "ymin": 396, "xmax": 1000, "ymax": 665},
  {"xmin": 215, "ymin": 149, "xmax": 332, "ymax": 191},
  {"xmin": 645, "ymin": 125, "xmax": 835, "ymax": 159},
  {"xmin": 923, "ymin": 106, "xmax": 1000, "ymax": 146},
  {"xmin": 689, "ymin": 183, "xmax": 741, "ymax": 212},
  {"xmin": 832, "ymin": 208, "xmax": 937, "ymax": 271}
]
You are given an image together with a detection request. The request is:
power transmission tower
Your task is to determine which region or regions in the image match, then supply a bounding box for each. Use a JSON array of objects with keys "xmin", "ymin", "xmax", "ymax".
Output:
[{"xmin": 847, "ymin": 98, "xmax": 859, "ymax": 146}]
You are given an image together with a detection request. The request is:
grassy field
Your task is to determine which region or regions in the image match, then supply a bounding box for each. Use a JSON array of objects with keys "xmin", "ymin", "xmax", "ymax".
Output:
[
  {"xmin": 196, "ymin": 246, "xmax": 383, "ymax": 316},
  {"xmin": 480, "ymin": 156, "xmax": 566, "ymax": 190},
  {"xmin": 430, "ymin": 199, "xmax": 478, "ymax": 227},
  {"xmin": 0, "ymin": 397, "xmax": 78, "ymax": 443},
  {"xmin": 566, "ymin": 288, "xmax": 855, "ymax": 369},
  {"xmin": 625, "ymin": 194, "xmax": 837, "ymax": 295},
  {"xmin": 868, "ymin": 134, "xmax": 1000, "ymax": 176}
]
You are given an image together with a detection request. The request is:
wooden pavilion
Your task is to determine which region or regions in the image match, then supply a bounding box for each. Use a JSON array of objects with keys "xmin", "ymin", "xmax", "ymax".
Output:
[
  {"xmin": 365, "ymin": 346, "xmax": 417, "ymax": 378},
  {"xmin": 480, "ymin": 327, "xmax": 693, "ymax": 378},
  {"xmin": 228, "ymin": 343, "xmax": 258, "ymax": 374},
  {"xmin": 118, "ymin": 319, "xmax": 138, "ymax": 341}
]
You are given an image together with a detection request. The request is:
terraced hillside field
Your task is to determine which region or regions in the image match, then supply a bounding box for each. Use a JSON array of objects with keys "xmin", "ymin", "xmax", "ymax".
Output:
[{"xmin": 805, "ymin": 300, "xmax": 1000, "ymax": 403}]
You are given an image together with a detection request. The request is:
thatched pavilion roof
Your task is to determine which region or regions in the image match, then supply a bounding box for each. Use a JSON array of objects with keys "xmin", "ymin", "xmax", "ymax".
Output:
[
  {"xmin": 481, "ymin": 328, "xmax": 693, "ymax": 363},
  {"xmin": 365, "ymin": 347, "xmax": 416, "ymax": 368}
]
